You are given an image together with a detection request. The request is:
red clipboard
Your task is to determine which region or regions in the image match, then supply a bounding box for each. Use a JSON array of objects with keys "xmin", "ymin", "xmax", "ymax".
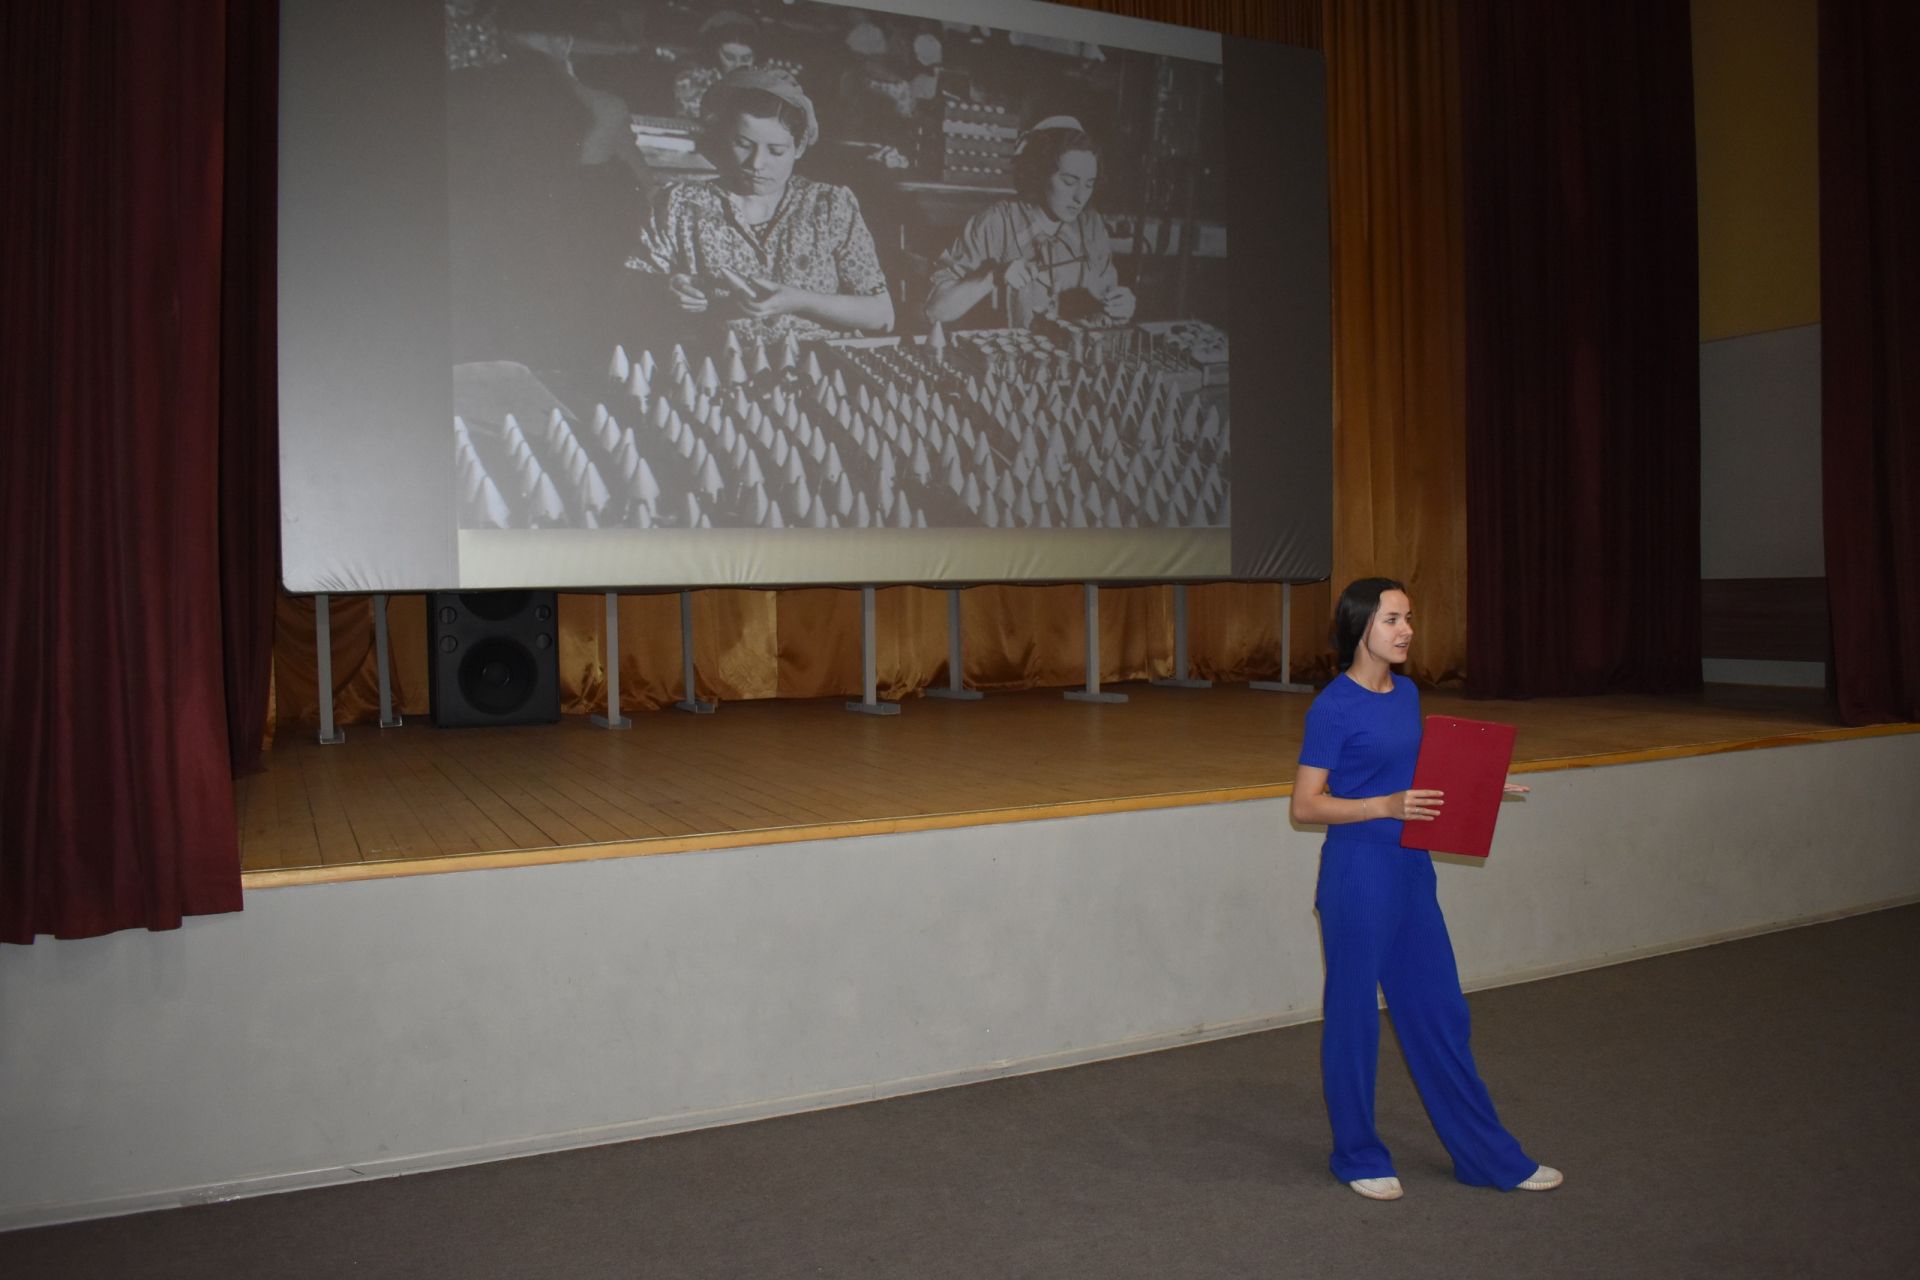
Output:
[{"xmin": 1398, "ymin": 716, "xmax": 1518, "ymax": 859}]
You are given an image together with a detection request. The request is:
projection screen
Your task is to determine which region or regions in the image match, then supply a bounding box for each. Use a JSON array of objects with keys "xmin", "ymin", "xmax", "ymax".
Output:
[{"xmin": 278, "ymin": 0, "xmax": 1328, "ymax": 591}]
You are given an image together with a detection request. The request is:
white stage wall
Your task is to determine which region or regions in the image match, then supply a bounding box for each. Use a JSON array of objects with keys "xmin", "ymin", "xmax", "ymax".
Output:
[{"xmin": 3, "ymin": 733, "xmax": 1917, "ymax": 1229}]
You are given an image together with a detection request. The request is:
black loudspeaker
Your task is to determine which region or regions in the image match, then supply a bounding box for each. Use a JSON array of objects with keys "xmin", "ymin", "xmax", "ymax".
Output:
[{"xmin": 428, "ymin": 591, "xmax": 560, "ymax": 728}]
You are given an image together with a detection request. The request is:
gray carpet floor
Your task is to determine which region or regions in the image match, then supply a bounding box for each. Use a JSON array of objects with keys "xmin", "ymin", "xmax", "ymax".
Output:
[{"xmin": 5, "ymin": 906, "xmax": 1917, "ymax": 1279}]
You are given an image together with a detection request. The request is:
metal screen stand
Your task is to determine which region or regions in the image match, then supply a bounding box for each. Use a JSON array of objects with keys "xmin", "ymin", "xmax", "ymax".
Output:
[
  {"xmin": 924, "ymin": 587, "xmax": 983, "ymax": 701},
  {"xmin": 372, "ymin": 593, "xmax": 403, "ymax": 728},
  {"xmin": 592, "ymin": 592, "xmax": 634, "ymax": 729},
  {"xmin": 1250, "ymin": 582, "xmax": 1315, "ymax": 693},
  {"xmin": 1150, "ymin": 583, "xmax": 1212, "ymax": 689},
  {"xmin": 1064, "ymin": 583, "xmax": 1127, "ymax": 703},
  {"xmin": 845, "ymin": 585, "xmax": 901, "ymax": 715},
  {"xmin": 675, "ymin": 589, "xmax": 716, "ymax": 714},
  {"xmin": 314, "ymin": 593, "xmax": 345, "ymax": 745}
]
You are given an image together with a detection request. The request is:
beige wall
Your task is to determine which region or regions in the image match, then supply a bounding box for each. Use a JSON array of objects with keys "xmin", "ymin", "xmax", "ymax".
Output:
[{"xmin": 1692, "ymin": 0, "xmax": 1824, "ymax": 690}]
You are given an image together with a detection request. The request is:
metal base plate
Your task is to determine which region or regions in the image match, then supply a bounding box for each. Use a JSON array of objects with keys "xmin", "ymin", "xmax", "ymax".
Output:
[
  {"xmin": 1064, "ymin": 690, "xmax": 1128, "ymax": 703},
  {"xmin": 925, "ymin": 687, "xmax": 985, "ymax": 701},
  {"xmin": 674, "ymin": 699, "xmax": 717, "ymax": 715},
  {"xmin": 845, "ymin": 699, "xmax": 902, "ymax": 716},
  {"xmin": 591, "ymin": 714, "xmax": 634, "ymax": 730},
  {"xmin": 1150, "ymin": 677, "xmax": 1213, "ymax": 689},
  {"xmin": 1249, "ymin": 680, "xmax": 1314, "ymax": 693}
]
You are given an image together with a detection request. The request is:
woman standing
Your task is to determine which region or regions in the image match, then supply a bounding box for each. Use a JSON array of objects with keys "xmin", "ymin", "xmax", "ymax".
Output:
[
  {"xmin": 626, "ymin": 67, "xmax": 895, "ymax": 343},
  {"xmin": 1290, "ymin": 578, "xmax": 1562, "ymax": 1201},
  {"xmin": 923, "ymin": 116, "xmax": 1135, "ymax": 329}
]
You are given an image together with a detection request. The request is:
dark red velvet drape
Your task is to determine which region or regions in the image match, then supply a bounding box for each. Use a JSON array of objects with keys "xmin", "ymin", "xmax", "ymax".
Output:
[
  {"xmin": 1819, "ymin": 0, "xmax": 1920, "ymax": 725},
  {"xmin": 219, "ymin": 2, "xmax": 281, "ymax": 773},
  {"xmin": 1459, "ymin": 0, "xmax": 1702, "ymax": 698},
  {"xmin": 1, "ymin": 1, "xmax": 260, "ymax": 941}
]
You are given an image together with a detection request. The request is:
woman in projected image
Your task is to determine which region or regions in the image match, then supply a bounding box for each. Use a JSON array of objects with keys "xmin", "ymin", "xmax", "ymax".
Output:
[
  {"xmin": 671, "ymin": 9, "xmax": 758, "ymax": 119},
  {"xmin": 923, "ymin": 116, "xmax": 1136, "ymax": 330},
  {"xmin": 625, "ymin": 67, "xmax": 895, "ymax": 342},
  {"xmin": 1290, "ymin": 578, "xmax": 1561, "ymax": 1203}
]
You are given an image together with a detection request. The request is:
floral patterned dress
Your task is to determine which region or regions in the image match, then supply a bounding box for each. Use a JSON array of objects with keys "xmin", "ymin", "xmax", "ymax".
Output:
[{"xmin": 626, "ymin": 175, "xmax": 890, "ymax": 342}]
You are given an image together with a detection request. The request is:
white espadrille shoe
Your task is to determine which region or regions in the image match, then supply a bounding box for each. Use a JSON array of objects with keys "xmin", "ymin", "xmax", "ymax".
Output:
[
  {"xmin": 1516, "ymin": 1164, "xmax": 1563, "ymax": 1191},
  {"xmin": 1349, "ymin": 1176, "xmax": 1404, "ymax": 1200}
]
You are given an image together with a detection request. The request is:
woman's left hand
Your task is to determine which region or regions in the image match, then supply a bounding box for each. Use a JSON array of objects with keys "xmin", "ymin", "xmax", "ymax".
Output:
[
  {"xmin": 1100, "ymin": 286, "xmax": 1137, "ymax": 322},
  {"xmin": 1502, "ymin": 781, "xmax": 1531, "ymax": 796}
]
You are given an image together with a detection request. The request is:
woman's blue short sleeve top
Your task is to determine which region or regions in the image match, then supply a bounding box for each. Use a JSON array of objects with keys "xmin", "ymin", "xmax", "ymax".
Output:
[{"xmin": 1297, "ymin": 673, "xmax": 1422, "ymax": 845}]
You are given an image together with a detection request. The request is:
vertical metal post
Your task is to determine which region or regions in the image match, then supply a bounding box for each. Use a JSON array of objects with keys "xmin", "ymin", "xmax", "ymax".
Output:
[
  {"xmin": 845, "ymin": 584, "xmax": 901, "ymax": 715},
  {"xmin": 373, "ymin": 593, "xmax": 403, "ymax": 728},
  {"xmin": 925, "ymin": 586, "xmax": 983, "ymax": 700},
  {"xmin": 315, "ymin": 593, "xmax": 344, "ymax": 745},
  {"xmin": 863, "ymin": 588, "xmax": 878, "ymax": 704},
  {"xmin": 592, "ymin": 591, "xmax": 633, "ymax": 729},
  {"xmin": 675, "ymin": 589, "xmax": 716, "ymax": 714},
  {"xmin": 1151, "ymin": 582, "xmax": 1212, "ymax": 689},
  {"xmin": 1282, "ymin": 581, "xmax": 1294, "ymax": 681},
  {"xmin": 1251, "ymin": 581, "xmax": 1315, "ymax": 693},
  {"xmin": 1065, "ymin": 582, "xmax": 1127, "ymax": 703}
]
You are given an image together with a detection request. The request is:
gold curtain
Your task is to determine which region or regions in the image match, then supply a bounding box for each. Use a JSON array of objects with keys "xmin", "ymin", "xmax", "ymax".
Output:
[
  {"xmin": 270, "ymin": 0, "xmax": 1471, "ymax": 726},
  {"xmin": 274, "ymin": 582, "xmax": 1328, "ymax": 724},
  {"xmin": 1321, "ymin": 0, "xmax": 1467, "ymax": 682},
  {"xmin": 1061, "ymin": 0, "xmax": 1468, "ymax": 682}
]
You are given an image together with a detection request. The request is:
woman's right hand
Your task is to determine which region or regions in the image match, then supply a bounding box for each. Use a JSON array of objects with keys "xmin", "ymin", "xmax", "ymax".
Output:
[
  {"xmin": 1385, "ymin": 789, "xmax": 1445, "ymax": 821},
  {"xmin": 668, "ymin": 273, "xmax": 709, "ymax": 313},
  {"xmin": 1001, "ymin": 258, "xmax": 1038, "ymax": 292},
  {"xmin": 1100, "ymin": 285, "xmax": 1137, "ymax": 322}
]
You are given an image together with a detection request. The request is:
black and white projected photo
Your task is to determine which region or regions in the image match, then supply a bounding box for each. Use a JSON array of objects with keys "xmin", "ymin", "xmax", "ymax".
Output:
[
  {"xmin": 445, "ymin": 0, "xmax": 1232, "ymax": 535},
  {"xmin": 276, "ymin": 0, "xmax": 1327, "ymax": 590}
]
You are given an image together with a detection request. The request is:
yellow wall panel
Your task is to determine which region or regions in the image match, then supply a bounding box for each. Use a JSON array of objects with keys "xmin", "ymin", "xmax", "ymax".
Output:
[{"xmin": 1692, "ymin": 0, "xmax": 1820, "ymax": 340}]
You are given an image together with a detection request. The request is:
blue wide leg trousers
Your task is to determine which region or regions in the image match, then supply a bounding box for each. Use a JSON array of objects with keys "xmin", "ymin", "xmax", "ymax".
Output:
[{"xmin": 1315, "ymin": 837, "xmax": 1536, "ymax": 1188}]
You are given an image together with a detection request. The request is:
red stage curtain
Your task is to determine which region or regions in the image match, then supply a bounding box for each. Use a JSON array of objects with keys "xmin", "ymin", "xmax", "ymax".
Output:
[
  {"xmin": 1819, "ymin": 0, "xmax": 1920, "ymax": 725},
  {"xmin": 1, "ymin": 1, "xmax": 246, "ymax": 941},
  {"xmin": 219, "ymin": 1, "xmax": 280, "ymax": 773},
  {"xmin": 1459, "ymin": 0, "xmax": 1702, "ymax": 698}
]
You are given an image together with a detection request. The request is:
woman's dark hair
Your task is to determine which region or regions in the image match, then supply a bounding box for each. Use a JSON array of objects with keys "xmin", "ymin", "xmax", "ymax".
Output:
[
  {"xmin": 699, "ymin": 12, "xmax": 756, "ymax": 59},
  {"xmin": 1012, "ymin": 127, "xmax": 1100, "ymax": 205},
  {"xmin": 1331, "ymin": 577, "xmax": 1406, "ymax": 670},
  {"xmin": 701, "ymin": 88, "xmax": 809, "ymax": 152}
]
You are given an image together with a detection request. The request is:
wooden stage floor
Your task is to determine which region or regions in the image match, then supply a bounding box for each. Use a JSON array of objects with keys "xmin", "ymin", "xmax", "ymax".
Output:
[{"xmin": 237, "ymin": 682, "xmax": 1906, "ymax": 886}]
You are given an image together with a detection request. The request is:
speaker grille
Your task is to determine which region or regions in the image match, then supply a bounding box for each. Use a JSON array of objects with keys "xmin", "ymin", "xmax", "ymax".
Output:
[
  {"xmin": 457, "ymin": 637, "xmax": 542, "ymax": 717},
  {"xmin": 428, "ymin": 590, "xmax": 560, "ymax": 727},
  {"xmin": 461, "ymin": 590, "xmax": 553, "ymax": 624}
]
